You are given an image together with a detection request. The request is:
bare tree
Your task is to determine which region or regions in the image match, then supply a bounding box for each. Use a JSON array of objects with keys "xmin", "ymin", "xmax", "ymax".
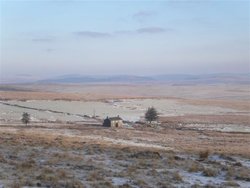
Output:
[
  {"xmin": 145, "ymin": 107, "xmax": 158, "ymax": 123},
  {"xmin": 21, "ymin": 112, "xmax": 30, "ymax": 126}
]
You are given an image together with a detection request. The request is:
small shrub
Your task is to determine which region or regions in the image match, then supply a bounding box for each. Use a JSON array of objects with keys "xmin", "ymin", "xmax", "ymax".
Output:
[
  {"xmin": 126, "ymin": 165, "xmax": 137, "ymax": 176},
  {"xmin": 235, "ymin": 169, "xmax": 250, "ymax": 181},
  {"xmin": 87, "ymin": 171, "xmax": 104, "ymax": 181},
  {"xmin": 233, "ymin": 162, "xmax": 242, "ymax": 167},
  {"xmin": 56, "ymin": 169, "xmax": 68, "ymax": 178},
  {"xmin": 188, "ymin": 162, "xmax": 201, "ymax": 173},
  {"xmin": 42, "ymin": 167, "xmax": 54, "ymax": 174},
  {"xmin": 219, "ymin": 154, "xmax": 236, "ymax": 161},
  {"xmin": 157, "ymin": 181, "xmax": 173, "ymax": 188},
  {"xmin": 129, "ymin": 151, "xmax": 161, "ymax": 159},
  {"xmin": 202, "ymin": 168, "xmax": 217, "ymax": 177},
  {"xmin": 223, "ymin": 181, "xmax": 240, "ymax": 187},
  {"xmin": 135, "ymin": 179, "xmax": 146, "ymax": 186},
  {"xmin": 167, "ymin": 155, "xmax": 176, "ymax": 167},
  {"xmin": 10, "ymin": 181, "xmax": 21, "ymax": 188},
  {"xmin": 0, "ymin": 154, "xmax": 6, "ymax": 163},
  {"xmin": 37, "ymin": 173, "xmax": 59, "ymax": 182},
  {"xmin": 18, "ymin": 159, "xmax": 35, "ymax": 169},
  {"xmin": 174, "ymin": 155, "xmax": 185, "ymax": 160},
  {"xmin": 147, "ymin": 169, "xmax": 157, "ymax": 176},
  {"xmin": 199, "ymin": 150, "xmax": 209, "ymax": 160},
  {"xmin": 65, "ymin": 179, "xmax": 85, "ymax": 188},
  {"xmin": 119, "ymin": 184, "xmax": 132, "ymax": 188},
  {"xmin": 36, "ymin": 167, "xmax": 59, "ymax": 185},
  {"xmin": 191, "ymin": 184, "xmax": 201, "ymax": 188},
  {"xmin": 137, "ymin": 159, "xmax": 152, "ymax": 169},
  {"xmin": 10, "ymin": 179, "xmax": 34, "ymax": 188},
  {"xmin": 204, "ymin": 184, "xmax": 216, "ymax": 188},
  {"xmin": 173, "ymin": 171, "xmax": 183, "ymax": 182},
  {"xmin": 224, "ymin": 166, "xmax": 236, "ymax": 180},
  {"xmin": 93, "ymin": 181, "xmax": 114, "ymax": 188}
]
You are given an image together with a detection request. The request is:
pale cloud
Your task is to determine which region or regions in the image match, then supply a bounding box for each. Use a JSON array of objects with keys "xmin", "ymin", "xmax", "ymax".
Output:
[
  {"xmin": 45, "ymin": 48, "xmax": 54, "ymax": 53},
  {"xmin": 74, "ymin": 31, "xmax": 111, "ymax": 38},
  {"xmin": 133, "ymin": 10, "xmax": 156, "ymax": 22},
  {"xmin": 32, "ymin": 37, "xmax": 55, "ymax": 42},
  {"xmin": 136, "ymin": 27, "xmax": 168, "ymax": 34},
  {"xmin": 114, "ymin": 30, "xmax": 134, "ymax": 35},
  {"xmin": 116, "ymin": 27, "xmax": 172, "ymax": 35},
  {"xmin": 74, "ymin": 27, "xmax": 170, "ymax": 38}
]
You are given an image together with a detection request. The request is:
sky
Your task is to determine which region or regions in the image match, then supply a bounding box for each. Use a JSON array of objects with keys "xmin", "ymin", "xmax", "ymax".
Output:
[{"xmin": 0, "ymin": 0, "xmax": 249, "ymax": 82}]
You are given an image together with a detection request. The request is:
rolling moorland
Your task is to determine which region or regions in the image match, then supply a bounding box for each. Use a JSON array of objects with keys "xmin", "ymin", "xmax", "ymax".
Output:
[{"xmin": 0, "ymin": 75, "xmax": 250, "ymax": 188}]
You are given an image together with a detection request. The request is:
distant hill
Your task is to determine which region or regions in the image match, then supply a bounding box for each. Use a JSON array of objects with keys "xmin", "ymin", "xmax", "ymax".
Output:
[
  {"xmin": 37, "ymin": 73, "xmax": 250, "ymax": 84},
  {"xmin": 154, "ymin": 73, "xmax": 250, "ymax": 84},
  {"xmin": 38, "ymin": 75, "xmax": 154, "ymax": 83}
]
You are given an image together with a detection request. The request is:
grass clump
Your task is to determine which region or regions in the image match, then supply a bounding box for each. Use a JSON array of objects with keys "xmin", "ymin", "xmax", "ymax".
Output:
[
  {"xmin": 18, "ymin": 158, "xmax": 36, "ymax": 169},
  {"xmin": 223, "ymin": 181, "xmax": 240, "ymax": 187},
  {"xmin": 188, "ymin": 162, "xmax": 202, "ymax": 173},
  {"xmin": 87, "ymin": 170, "xmax": 105, "ymax": 181},
  {"xmin": 202, "ymin": 167, "xmax": 218, "ymax": 177},
  {"xmin": 135, "ymin": 179, "xmax": 147, "ymax": 187},
  {"xmin": 91, "ymin": 181, "xmax": 114, "ymax": 188},
  {"xmin": 225, "ymin": 166, "xmax": 235, "ymax": 180},
  {"xmin": 235, "ymin": 169, "xmax": 250, "ymax": 181},
  {"xmin": 56, "ymin": 168, "xmax": 69, "ymax": 178},
  {"xmin": 199, "ymin": 150, "xmax": 209, "ymax": 160},
  {"xmin": 9, "ymin": 179, "xmax": 34, "ymax": 188},
  {"xmin": 64, "ymin": 179, "xmax": 85, "ymax": 188},
  {"xmin": 173, "ymin": 171, "xmax": 183, "ymax": 182},
  {"xmin": 0, "ymin": 154, "xmax": 6, "ymax": 163}
]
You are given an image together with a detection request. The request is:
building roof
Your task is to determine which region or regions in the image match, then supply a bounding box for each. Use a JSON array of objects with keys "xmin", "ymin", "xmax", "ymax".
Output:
[{"xmin": 108, "ymin": 116, "xmax": 122, "ymax": 121}]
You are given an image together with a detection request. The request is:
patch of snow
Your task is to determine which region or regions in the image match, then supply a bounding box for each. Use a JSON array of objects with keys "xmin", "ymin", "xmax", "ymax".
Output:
[
  {"xmin": 0, "ymin": 182, "xmax": 4, "ymax": 188},
  {"xmin": 112, "ymin": 177, "xmax": 129, "ymax": 186},
  {"xmin": 184, "ymin": 124, "xmax": 250, "ymax": 133},
  {"xmin": 209, "ymin": 154, "xmax": 250, "ymax": 168},
  {"xmin": 236, "ymin": 157, "xmax": 250, "ymax": 168},
  {"xmin": 180, "ymin": 166, "xmax": 250, "ymax": 188},
  {"xmin": 180, "ymin": 171, "xmax": 224, "ymax": 186},
  {"xmin": 74, "ymin": 135, "xmax": 174, "ymax": 150}
]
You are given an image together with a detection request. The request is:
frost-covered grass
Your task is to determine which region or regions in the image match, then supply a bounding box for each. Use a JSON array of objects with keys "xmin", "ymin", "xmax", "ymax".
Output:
[
  {"xmin": 0, "ymin": 98, "xmax": 241, "ymax": 123},
  {"xmin": 0, "ymin": 131, "xmax": 249, "ymax": 188}
]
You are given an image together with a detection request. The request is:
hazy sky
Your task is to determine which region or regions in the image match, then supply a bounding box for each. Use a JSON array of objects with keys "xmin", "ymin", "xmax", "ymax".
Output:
[{"xmin": 0, "ymin": 0, "xmax": 249, "ymax": 82}]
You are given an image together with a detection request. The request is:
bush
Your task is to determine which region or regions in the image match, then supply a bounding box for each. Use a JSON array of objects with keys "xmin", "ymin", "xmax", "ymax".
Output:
[
  {"xmin": 173, "ymin": 171, "xmax": 183, "ymax": 182},
  {"xmin": 21, "ymin": 112, "xmax": 30, "ymax": 126},
  {"xmin": 188, "ymin": 162, "xmax": 201, "ymax": 173},
  {"xmin": 145, "ymin": 107, "xmax": 158, "ymax": 123},
  {"xmin": 202, "ymin": 168, "xmax": 218, "ymax": 177},
  {"xmin": 199, "ymin": 150, "xmax": 209, "ymax": 160}
]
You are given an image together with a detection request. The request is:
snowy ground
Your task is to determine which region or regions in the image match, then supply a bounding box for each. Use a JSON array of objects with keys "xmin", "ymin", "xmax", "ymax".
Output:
[
  {"xmin": 0, "ymin": 84, "xmax": 249, "ymax": 187},
  {"xmin": 1, "ymin": 98, "xmax": 249, "ymax": 133},
  {"xmin": 0, "ymin": 98, "xmax": 245, "ymax": 121},
  {"xmin": 0, "ymin": 126, "xmax": 249, "ymax": 188}
]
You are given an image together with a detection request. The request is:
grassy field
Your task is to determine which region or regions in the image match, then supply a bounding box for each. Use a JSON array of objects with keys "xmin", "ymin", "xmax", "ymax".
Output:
[
  {"xmin": 0, "ymin": 83, "xmax": 249, "ymax": 187},
  {"xmin": 0, "ymin": 124, "xmax": 250, "ymax": 188}
]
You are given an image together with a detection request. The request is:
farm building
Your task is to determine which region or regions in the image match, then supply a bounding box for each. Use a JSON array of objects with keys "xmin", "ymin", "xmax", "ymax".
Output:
[{"xmin": 103, "ymin": 116, "xmax": 123, "ymax": 128}]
